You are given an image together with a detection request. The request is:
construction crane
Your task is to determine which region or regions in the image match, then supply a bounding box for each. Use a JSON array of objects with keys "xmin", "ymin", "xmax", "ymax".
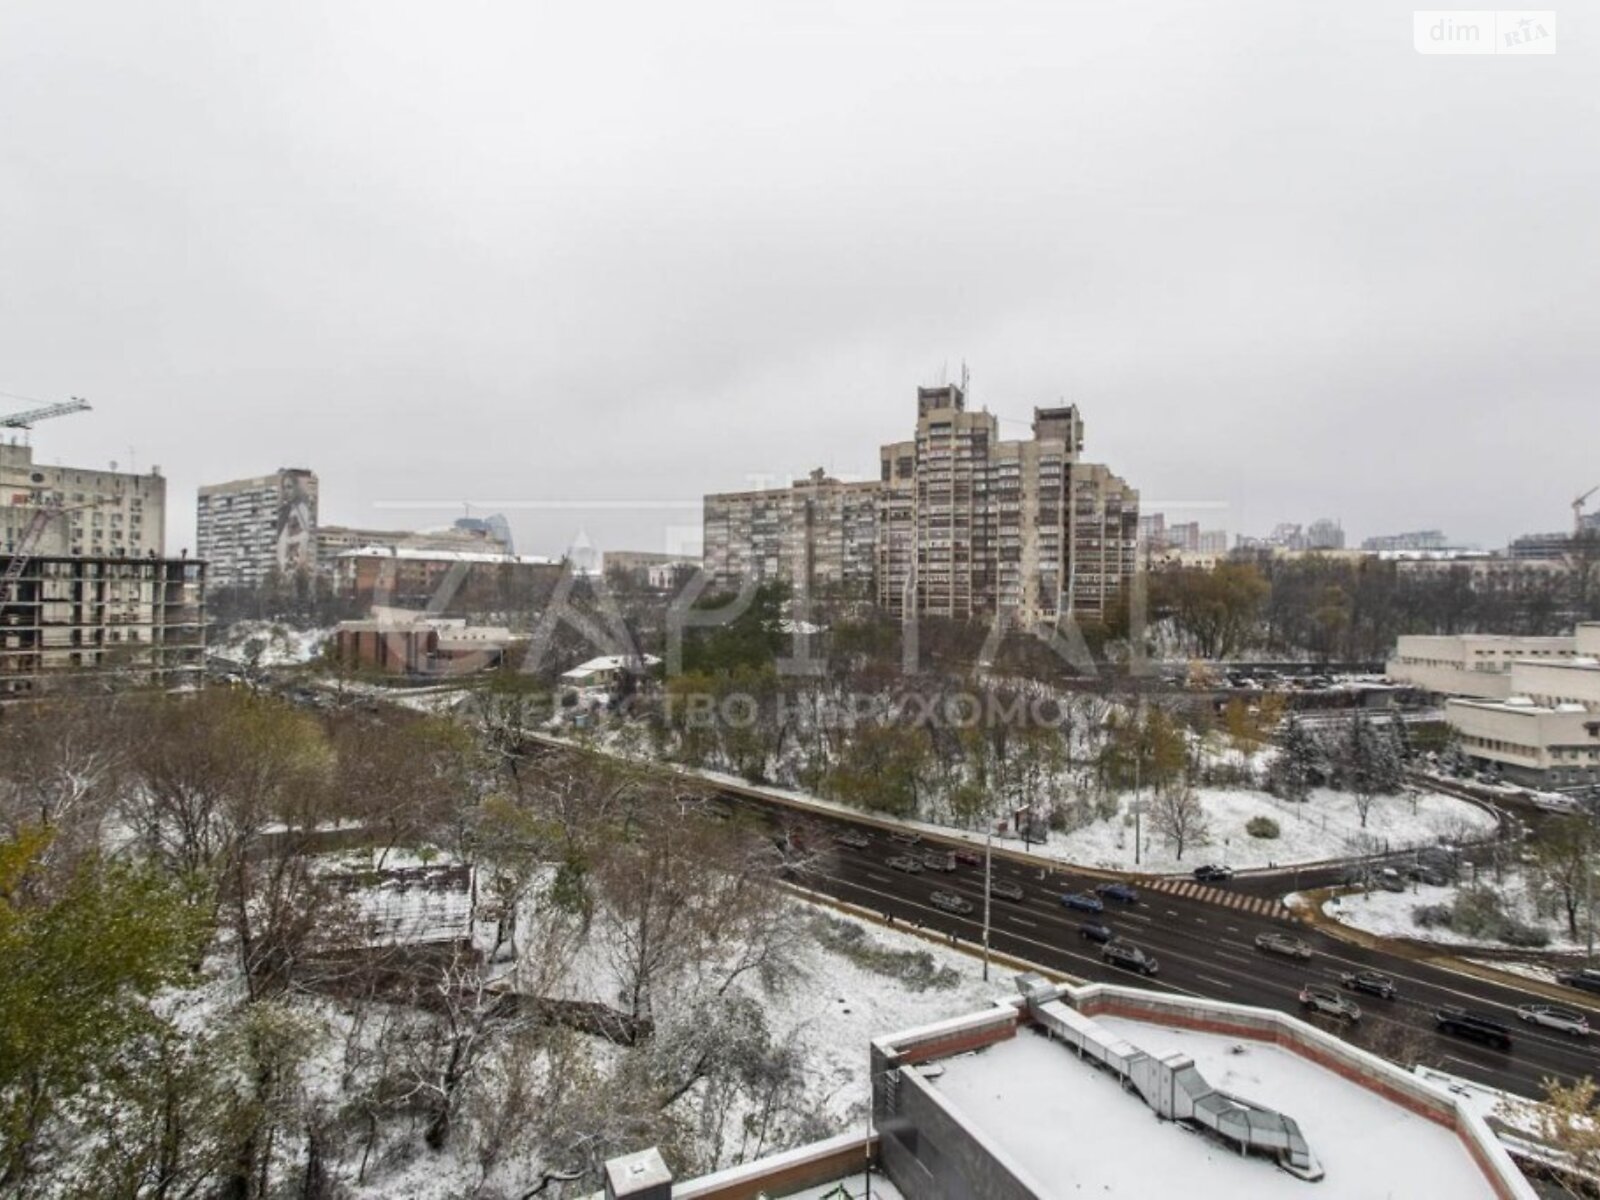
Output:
[
  {"xmin": 2, "ymin": 395, "xmax": 94, "ymax": 612},
  {"xmin": 1574, "ymin": 485, "xmax": 1600, "ymax": 535},
  {"xmin": 0, "ymin": 395, "xmax": 91, "ymax": 430}
]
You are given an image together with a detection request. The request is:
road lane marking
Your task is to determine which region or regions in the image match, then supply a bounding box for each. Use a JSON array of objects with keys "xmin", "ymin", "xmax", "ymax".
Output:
[
  {"xmin": 1197, "ymin": 975, "xmax": 1234, "ymax": 991},
  {"xmin": 1011, "ymin": 916, "xmax": 1038, "ymax": 928}
]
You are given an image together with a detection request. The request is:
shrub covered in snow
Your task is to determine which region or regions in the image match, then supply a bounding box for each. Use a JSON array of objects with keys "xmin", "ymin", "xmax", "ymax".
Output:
[{"xmin": 1246, "ymin": 816, "xmax": 1280, "ymax": 840}]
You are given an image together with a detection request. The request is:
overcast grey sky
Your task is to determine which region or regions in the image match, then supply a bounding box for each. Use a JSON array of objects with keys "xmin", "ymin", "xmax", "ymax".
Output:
[{"xmin": 1, "ymin": 1, "xmax": 1594, "ymax": 558}]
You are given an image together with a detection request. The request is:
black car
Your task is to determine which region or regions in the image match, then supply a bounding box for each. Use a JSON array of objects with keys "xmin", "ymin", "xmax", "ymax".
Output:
[
  {"xmin": 1079, "ymin": 922, "xmax": 1114, "ymax": 944},
  {"xmin": 1557, "ymin": 969, "xmax": 1600, "ymax": 996},
  {"xmin": 1096, "ymin": 882, "xmax": 1140, "ymax": 904},
  {"xmin": 1436, "ymin": 1007, "xmax": 1513, "ymax": 1051},
  {"xmin": 888, "ymin": 830, "xmax": 923, "ymax": 847},
  {"xmin": 1340, "ymin": 970, "xmax": 1397, "ymax": 1000},
  {"xmin": 1193, "ymin": 864, "xmax": 1235, "ymax": 883},
  {"xmin": 1102, "ymin": 940, "xmax": 1159, "ymax": 976}
]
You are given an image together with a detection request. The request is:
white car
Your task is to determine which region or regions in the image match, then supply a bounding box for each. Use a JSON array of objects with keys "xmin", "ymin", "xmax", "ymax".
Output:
[
  {"xmin": 1255, "ymin": 931, "xmax": 1313, "ymax": 960},
  {"xmin": 1517, "ymin": 1004, "xmax": 1590, "ymax": 1037}
]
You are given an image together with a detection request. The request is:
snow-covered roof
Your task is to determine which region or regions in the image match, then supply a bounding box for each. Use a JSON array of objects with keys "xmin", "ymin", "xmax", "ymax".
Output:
[
  {"xmin": 336, "ymin": 545, "xmax": 557, "ymax": 566},
  {"xmin": 924, "ymin": 1013, "xmax": 1507, "ymax": 1199},
  {"xmin": 561, "ymin": 654, "xmax": 662, "ymax": 678}
]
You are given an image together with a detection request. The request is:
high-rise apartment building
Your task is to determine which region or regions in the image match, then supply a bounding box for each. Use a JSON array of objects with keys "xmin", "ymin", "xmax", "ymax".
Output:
[
  {"xmin": 703, "ymin": 469, "xmax": 879, "ymax": 597},
  {"xmin": 704, "ymin": 383, "xmax": 1139, "ymax": 628},
  {"xmin": 1, "ymin": 442, "xmax": 166, "ymax": 558},
  {"xmin": 196, "ymin": 468, "xmax": 318, "ymax": 590}
]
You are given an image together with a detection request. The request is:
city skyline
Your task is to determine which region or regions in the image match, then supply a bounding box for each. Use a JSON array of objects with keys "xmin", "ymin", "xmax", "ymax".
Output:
[{"xmin": 2, "ymin": 0, "xmax": 1594, "ymax": 560}]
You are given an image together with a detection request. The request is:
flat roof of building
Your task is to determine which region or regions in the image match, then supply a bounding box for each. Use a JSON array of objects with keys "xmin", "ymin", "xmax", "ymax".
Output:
[
  {"xmin": 923, "ymin": 1015, "xmax": 1498, "ymax": 1199},
  {"xmin": 337, "ymin": 545, "xmax": 557, "ymax": 565}
]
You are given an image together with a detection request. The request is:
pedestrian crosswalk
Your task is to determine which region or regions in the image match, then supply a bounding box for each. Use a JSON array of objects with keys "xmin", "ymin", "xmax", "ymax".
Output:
[{"xmin": 1147, "ymin": 878, "xmax": 1289, "ymax": 917}]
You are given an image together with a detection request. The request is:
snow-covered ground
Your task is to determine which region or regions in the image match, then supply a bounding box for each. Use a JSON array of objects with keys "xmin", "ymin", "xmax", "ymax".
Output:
[
  {"xmin": 690, "ymin": 766, "xmax": 1495, "ymax": 875},
  {"xmin": 1321, "ymin": 871, "xmax": 1589, "ymax": 952},
  {"xmin": 1049, "ymin": 785, "xmax": 1496, "ymax": 874},
  {"xmin": 213, "ymin": 620, "xmax": 330, "ymax": 666},
  {"xmin": 335, "ymin": 900, "xmax": 1013, "ymax": 1199}
]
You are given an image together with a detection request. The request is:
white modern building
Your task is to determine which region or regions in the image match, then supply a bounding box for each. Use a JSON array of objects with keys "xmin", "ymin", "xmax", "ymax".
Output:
[
  {"xmin": 1391, "ymin": 625, "xmax": 1600, "ymax": 788},
  {"xmin": 1388, "ymin": 633, "xmax": 1581, "ymax": 700}
]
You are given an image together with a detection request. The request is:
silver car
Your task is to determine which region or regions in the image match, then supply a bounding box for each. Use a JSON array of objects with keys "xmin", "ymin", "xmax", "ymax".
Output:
[
  {"xmin": 1300, "ymin": 983, "xmax": 1361, "ymax": 1022},
  {"xmin": 1517, "ymin": 1004, "xmax": 1590, "ymax": 1037},
  {"xmin": 1255, "ymin": 931, "xmax": 1313, "ymax": 960},
  {"xmin": 930, "ymin": 890, "xmax": 974, "ymax": 916}
]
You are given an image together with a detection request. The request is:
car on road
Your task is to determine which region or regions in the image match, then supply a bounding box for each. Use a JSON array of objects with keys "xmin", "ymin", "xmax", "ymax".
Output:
[
  {"xmin": 952, "ymin": 848, "xmax": 982, "ymax": 867},
  {"xmin": 1255, "ymin": 931, "xmax": 1313, "ymax": 960},
  {"xmin": 989, "ymin": 878, "xmax": 1025, "ymax": 902},
  {"xmin": 1517, "ymin": 1004, "xmax": 1590, "ymax": 1036},
  {"xmin": 1436, "ymin": 1007, "xmax": 1513, "ymax": 1051},
  {"xmin": 1557, "ymin": 969, "xmax": 1600, "ymax": 996},
  {"xmin": 1299, "ymin": 983, "xmax": 1361, "ymax": 1022},
  {"xmin": 1060, "ymin": 891, "xmax": 1105, "ymax": 914},
  {"xmin": 886, "ymin": 855, "xmax": 925, "ymax": 875},
  {"xmin": 833, "ymin": 830, "xmax": 870, "ymax": 850},
  {"xmin": 1078, "ymin": 922, "xmax": 1114, "ymax": 944},
  {"xmin": 1339, "ymin": 970, "xmax": 1397, "ymax": 1000},
  {"xmin": 930, "ymin": 890, "xmax": 974, "ymax": 916},
  {"xmin": 1102, "ymin": 940, "xmax": 1159, "ymax": 976},
  {"xmin": 1096, "ymin": 882, "xmax": 1140, "ymax": 904},
  {"xmin": 1193, "ymin": 864, "xmax": 1235, "ymax": 883},
  {"xmin": 889, "ymin": 831, "xmax": 923, "ymax": 847},
  {"xmin": 921, "ymin": 850, "xmax": 958, "ymax": 872}
]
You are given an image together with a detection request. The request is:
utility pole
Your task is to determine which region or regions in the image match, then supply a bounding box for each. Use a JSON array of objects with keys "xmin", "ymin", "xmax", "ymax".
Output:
[
  {"xmin": 979, "ymin": 825, "xmax": 992, "ymax": 979},
  {"xmin": 1133, "ymin": 748, "xmax": 1142, "ymax": 867}
]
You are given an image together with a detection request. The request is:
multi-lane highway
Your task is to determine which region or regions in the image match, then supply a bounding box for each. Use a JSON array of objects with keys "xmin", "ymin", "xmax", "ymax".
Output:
[{"xmin": 731, "ymin": 790, "xmax": 1600, "ymax": 1101}]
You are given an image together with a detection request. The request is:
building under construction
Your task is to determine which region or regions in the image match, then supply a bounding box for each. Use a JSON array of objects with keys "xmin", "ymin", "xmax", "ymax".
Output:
[{"xmin": 0, "ymin": 555, "xmax": 206, "ymax": 699}]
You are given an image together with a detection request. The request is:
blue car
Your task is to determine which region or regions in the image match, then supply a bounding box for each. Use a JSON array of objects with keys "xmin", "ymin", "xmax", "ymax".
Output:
[
  {"xmin": 1096, "ymin": 882, "xmax": 1140, "ymax": 904},
  {"xmin": 1060, "ymin": 891, "xmax": 1104, "ymax": 914}
]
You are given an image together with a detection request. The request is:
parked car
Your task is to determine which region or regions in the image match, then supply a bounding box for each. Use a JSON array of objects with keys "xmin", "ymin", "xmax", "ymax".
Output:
[
  {"xmin": 989, "ymin": 878, "xmax": 1025, "ymax": 902},
  {"xmin": 1300, "ymin": 983, "xmax": 1361, "ymax": 1022},
  {"xmin": 1339, "ymin": 970, "xmax": 1397, "ymax": 1000},
  {"xmin": 1255, "ymin": 931, "xmax": 1313, "ymax": 960},
  {"xmin": 1436, "ymin": 1007, "xmax": 1514, "ymax": 1051},
  {"xmin": 1060, "ymin": 891, "xmax": 1105, "ymax": 914},
  {"xmin": 1405, "ymin": 863, "xmax": 1452, "ymax": 887},
  {"xmin": 1557, "ymin": 969, "xmax": 1600, "ymax": 996},
  {"xmin": 886, "ymin": 855, "xmax": 925, "ymax": 875},
  {"xmin": 1096, "ymin": 882, "xmax": 1140, "ymax": 904},
  {"xmin": 833, "ymin": 830, "xmax": 870, "ymax": 850},
  {"xmin": 888, "ymin": 830, "xmax": 923, "ymax": 847},
  {"xmin": 930, "ymin": 890, "xmax": 974, "ymax": 916},
  {"xmin": 1376, "ymin": 868, "xmax": 1406, "ymax": 893},
  {"xmin": 1102, "ymin": 940, "xmax": 1159, "ymax": 976},
  {"xmin": 1193, "ymin": 864, "xmax": 1235, "ymax": 883},
  {"xmin": 921, "ymin": 849, "xmax": 958, "ymax": 872},
  {"xmin": 952, "ymin": 848, "xmax": 982, "ymax": 867},
  {"xmin": 1517, "ymin": 1004, "xmax": 1590, "ymax": 1036},
  {"xmin": 1079, "ymin": 922, "xmax": 1114, "ymax": 944}
]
